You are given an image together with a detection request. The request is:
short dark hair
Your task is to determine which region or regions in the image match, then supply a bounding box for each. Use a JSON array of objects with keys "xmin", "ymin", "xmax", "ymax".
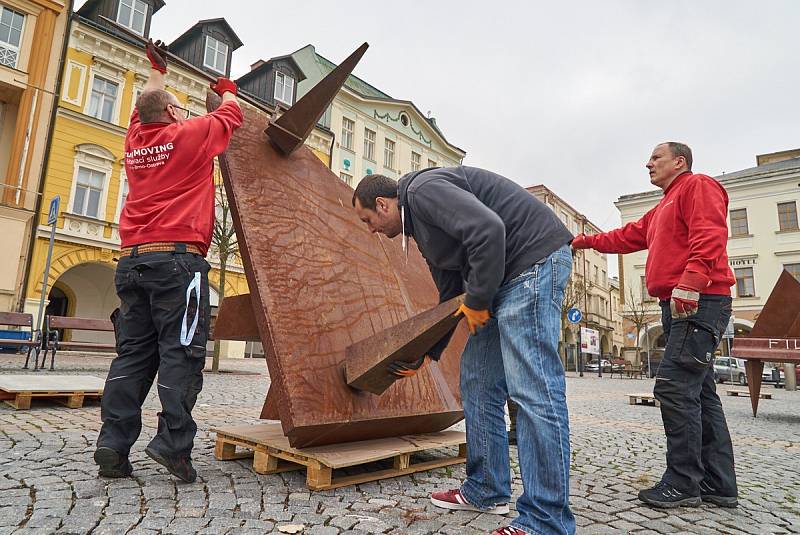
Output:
[
  {"xmin": 664, "ymin": 141, "xmax": 693, "ymax": 171},
  {"xmin": 352, "ymin": 174, "xmax": 398, "ymax": 209},
  {"xmin": 137, "ymin": 89, "xmax": 174, "ymax": 123}
]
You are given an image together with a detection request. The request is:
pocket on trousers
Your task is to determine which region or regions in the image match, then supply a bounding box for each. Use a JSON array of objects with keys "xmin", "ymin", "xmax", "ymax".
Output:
[
  {"xmin": 676, "ymin": 320, "xmax": 718, "ymax": 371},
  {"xmin": 551, "ymin": 257, "xmax": 572, "ymax": 307}
]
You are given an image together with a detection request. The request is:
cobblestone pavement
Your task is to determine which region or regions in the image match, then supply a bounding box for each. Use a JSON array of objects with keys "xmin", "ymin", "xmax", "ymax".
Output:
[{"xmin": 1, "ymin": 353, "xmax": 799, "ymax": 534}]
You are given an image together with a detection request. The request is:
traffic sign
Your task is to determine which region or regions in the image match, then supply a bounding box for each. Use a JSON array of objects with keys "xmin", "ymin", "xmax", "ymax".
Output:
[
  {"xmin": 567, "ymin": 308, "xmax": 582, "ymax": 324},
  {"xmin": 47, "ymin": 195, "xmax": 60, "ymax": 226}
]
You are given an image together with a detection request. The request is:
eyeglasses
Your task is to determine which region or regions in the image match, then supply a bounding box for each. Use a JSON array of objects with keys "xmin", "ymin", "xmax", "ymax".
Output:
[{"xmin": 167, "ymin": 103, "xmax": 190, "ymax": 120}]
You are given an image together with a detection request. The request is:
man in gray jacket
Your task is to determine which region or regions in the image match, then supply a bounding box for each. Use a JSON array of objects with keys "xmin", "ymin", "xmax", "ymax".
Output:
[{"xmin": 353, "ymin": 166, "xmax": 575, "ymax": 535}]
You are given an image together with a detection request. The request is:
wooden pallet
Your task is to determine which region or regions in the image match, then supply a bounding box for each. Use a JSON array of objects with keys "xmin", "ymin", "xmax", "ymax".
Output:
[
  {"xmin": 0, "ymin": 375, "xmax": 104, "ymax": 410},
  {"xmin": 212, "ymin": 423, "xmax": 466, "ymax": 490},
  {"xmin": 726, "ymin": 389, "xmax": 772, "ymax": 399},
  {"xmin": 628, "ymin": 393, "xmax": 660, "ymax": 407}
]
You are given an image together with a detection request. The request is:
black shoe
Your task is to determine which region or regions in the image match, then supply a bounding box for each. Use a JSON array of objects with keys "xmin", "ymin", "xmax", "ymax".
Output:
[
  {"xmin": 145, "ymin": 446, "xmax": 197, "ymax": 483},
  {"xmin": 700, "ymin": 481, "xmax": 738, "ymax": 508},
  {"xmin": 94, "ymin": 447, "xmax": 133, "ymax": 478},
  {"xmin": 638, "ymin": 481, "xmax": 701, "ymax": 508}
]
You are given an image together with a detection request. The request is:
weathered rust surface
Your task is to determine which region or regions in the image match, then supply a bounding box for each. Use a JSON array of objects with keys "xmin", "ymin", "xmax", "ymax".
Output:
[
  {"xmin": 346, "ymin": 295, "xmax": 464, "ymax": 395},
  {"xmin": 207, "ymin": 45, "xmax": 466, "ymax": 446},
  {"xmin": 212, "ymin": 294, "xmax": 260, "ymax": 341},
  {"xmin": 731, "ymin": 269, "xmax": 800, "ymax": 415},
  {"xmin": 266, "ymin": 43, "xmax": 368, "ymax": 155}
]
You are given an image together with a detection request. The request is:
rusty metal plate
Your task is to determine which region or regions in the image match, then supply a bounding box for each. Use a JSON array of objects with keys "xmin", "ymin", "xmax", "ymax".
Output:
[
  {"xmin": 212, "ymin": 293, "xmax": 260, "ymax": 341},
  {"xmin": 346, "ymin": 295, "xmax": 464, "ymax": 395},
  {"xmin": 749, "ymin": 270, "xmax": 800, "ymax": 338},
  {"xmin": 211, "ymin": 96, "xmax": 466, "ymax": 448}
]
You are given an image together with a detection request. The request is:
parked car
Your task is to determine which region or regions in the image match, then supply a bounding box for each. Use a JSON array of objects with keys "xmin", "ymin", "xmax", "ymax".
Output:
[
  {"xmin": 584, "ymin": 359, "xmax": 624, "ymax": 373},
  {"xmin": 713, "ymin": 357, "xmax": 748, "ymax": 385},
  {"xmin": 762, "ymin": 363, "xmax": 785, "ymax": 383}
]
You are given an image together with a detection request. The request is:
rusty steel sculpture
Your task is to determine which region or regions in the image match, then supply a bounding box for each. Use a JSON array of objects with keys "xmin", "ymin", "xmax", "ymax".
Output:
[
  {"xmin": 209, "ymin": 43, "xmax": 467, "ymax": 447},
  {"xmin": 731, "ymin": 269, "xmax": 800, "ymax": 416}
]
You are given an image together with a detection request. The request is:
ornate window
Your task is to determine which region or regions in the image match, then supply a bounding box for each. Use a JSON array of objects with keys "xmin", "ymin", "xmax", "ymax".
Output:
[
  {"xmin": 0, "ymin": 6, "xmax": 24, "ymax": 68},
  {"xmin": 88, "ymin": 76, "xmax": 119, "ymax": 123}
]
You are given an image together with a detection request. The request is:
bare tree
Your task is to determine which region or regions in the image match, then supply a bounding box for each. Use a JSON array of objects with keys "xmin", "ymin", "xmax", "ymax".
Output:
[
  {"xmin": 625, "ymin": 285, "xmax": 651, "ymax": 373},
  {"xmin": 209, "ymin": 180, "xmax": 239, "ymax": 373},
  {"xmin": 561, "ymin": 273, "xmax": 587, "ymax": 324}
]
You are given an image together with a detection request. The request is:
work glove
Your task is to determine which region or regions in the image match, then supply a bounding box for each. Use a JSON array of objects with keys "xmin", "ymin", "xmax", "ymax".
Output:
[
  {"xmin": 210, "ymin": 77, "xmax": 238, "ymax": 97},
  {"xmin": 387, "ymin": 355, "xmax": 428, "ymax": 378},
  {"xmin": 146, "ymin": 39, "xmax": 168, "ymax": 74},
  {"xmin": 570, "ymin": 233, "xmax": 592, "ymax": 250},
  {"xmin": 670, "ymin": 271, "xmax": 708, "ymax": 319},
  {"xmin": 454, "ymin": 303, "xmax": 490, "ymax": 335}
]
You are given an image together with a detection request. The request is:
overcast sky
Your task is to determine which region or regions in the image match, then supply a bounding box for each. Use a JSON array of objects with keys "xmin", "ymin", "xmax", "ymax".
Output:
[{"xmin": 81, "ymin": 1, "xmax": 800, "ymax": 273}]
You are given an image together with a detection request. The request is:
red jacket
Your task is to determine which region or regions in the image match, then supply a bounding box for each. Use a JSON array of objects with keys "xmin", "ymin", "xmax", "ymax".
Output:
[
  {"xmin": 586, "ymin": 172, "xmax": 735, "ymax": 300},
  {"xmin": 120, "ymin": 100, "xmax": 243, "ymax": 255}
]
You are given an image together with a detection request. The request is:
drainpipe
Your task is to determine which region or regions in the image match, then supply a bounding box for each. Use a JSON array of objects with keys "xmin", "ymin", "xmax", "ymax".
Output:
[{"xmin": 18, "ymin": 2, "xmax": 74, "ymax": 312}]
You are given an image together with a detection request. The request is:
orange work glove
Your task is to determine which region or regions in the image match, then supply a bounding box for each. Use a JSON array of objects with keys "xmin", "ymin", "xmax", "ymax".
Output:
[
  {"xmin": 570, "ymin": 233, "xmax": 593, "ymax": 250},
  {"xmin": 454, "ymin": 304, "xmax": 490, "ymax": 335},
  {"xmin": 387, "ymin": 355, "xmax": 428, "ymax": 378}
]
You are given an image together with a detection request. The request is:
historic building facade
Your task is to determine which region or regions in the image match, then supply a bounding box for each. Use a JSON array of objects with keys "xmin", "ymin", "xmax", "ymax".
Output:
[
  {"xmin": 288, "ymin": 44, "xmax": 465, "ymax": 187},
  {"xmin": 527, "ymin": 185, "xmax": 624, "ymax": 368},
  {"xmin": 24, "ymin": 1, "xmax": 334, "ymax": 351},
  {"xmin": 0, "ymin": 0, "xmax": 69, "ymax": 313}
]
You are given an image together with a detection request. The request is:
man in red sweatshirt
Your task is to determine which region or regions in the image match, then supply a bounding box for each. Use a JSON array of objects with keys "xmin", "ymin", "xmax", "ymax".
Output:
[
  {"xmin": 572, "ymin": 142, "xmax": 738, "ymax": 509},
  {"xmin": 94, "ymin": 40, "xmax": 242, "ymax": 483}
]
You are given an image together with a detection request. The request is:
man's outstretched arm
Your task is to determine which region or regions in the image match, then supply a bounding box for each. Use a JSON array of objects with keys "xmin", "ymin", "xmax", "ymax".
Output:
[{"xmin": 143, "ymin": 39, "xmax": 167, "ymax": 92}]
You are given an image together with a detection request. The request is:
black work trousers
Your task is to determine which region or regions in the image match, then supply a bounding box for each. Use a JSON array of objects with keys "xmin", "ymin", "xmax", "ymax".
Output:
[
  {"xmin": 98, "ymin": 251, "xmax": 210, "ymax": 459},
  {"xmin": 653, "ymin": 295, "xmax": 737, "ymax": 497}
]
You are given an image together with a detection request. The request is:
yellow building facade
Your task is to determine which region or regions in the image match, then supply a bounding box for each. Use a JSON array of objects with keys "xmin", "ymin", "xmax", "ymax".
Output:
[
  {"xmin": 26, "ymin": 8, "xmax": 332, "ymax": 350},
  {"xmin": 0, "ymin": 0, "xmax": 69, "ymax": 313}
]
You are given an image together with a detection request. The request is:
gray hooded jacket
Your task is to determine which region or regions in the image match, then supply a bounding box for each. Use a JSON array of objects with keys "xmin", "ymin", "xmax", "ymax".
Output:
[{"xmin": 398, "ymin": 165, "xmax": 573, "ymax": 311}]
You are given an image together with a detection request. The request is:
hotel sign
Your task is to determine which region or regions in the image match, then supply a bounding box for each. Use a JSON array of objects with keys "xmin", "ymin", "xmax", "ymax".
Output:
[{"xmin": 729, "ymin": 257, "xmax": 757, "ymax": 267}]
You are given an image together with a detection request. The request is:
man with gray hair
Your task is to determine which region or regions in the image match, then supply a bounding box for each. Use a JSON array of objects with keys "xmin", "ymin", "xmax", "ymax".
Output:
[{"xmin": 573, "ymin": 142, "xmax": 738, "ymax": 508}]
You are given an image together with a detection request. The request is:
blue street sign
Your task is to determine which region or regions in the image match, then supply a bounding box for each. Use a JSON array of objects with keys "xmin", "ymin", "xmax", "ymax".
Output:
[
  {"xmin": 47, "ymin": 195, "xmax": 60, "ymax": 226},
  {"xmin": 567, "ymin": 308, "xmax": 582, "ymax": 324}
]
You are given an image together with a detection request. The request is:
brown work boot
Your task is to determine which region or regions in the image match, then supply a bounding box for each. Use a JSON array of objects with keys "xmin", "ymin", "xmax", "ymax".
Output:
[{"xmin": 145, "ymin": 446, "xmax": 197, "ymax": 483}]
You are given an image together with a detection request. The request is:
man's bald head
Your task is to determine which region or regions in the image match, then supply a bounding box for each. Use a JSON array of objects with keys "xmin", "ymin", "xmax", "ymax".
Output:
[{"xmin": 136, "ymin": 89, "xmax": 180, "ymax": 123}]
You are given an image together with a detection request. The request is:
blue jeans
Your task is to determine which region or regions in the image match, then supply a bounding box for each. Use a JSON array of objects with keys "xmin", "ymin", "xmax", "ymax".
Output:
[{"xmin": 459, "ymin": 244, "xmax": 575, "ymax": 535}]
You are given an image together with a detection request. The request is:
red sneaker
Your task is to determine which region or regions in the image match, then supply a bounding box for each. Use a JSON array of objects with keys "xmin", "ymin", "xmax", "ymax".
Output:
[
  {"xmin": 430, "ymin": 488, "xmax": 510, "ymax": 515},
  {"xmin": 492, "ymin": 527, "xmax": 527, "ymax": 535}
]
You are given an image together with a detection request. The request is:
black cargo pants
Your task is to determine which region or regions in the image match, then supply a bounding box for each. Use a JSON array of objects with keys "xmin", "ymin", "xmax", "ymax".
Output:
[
  {"xmin": 653, "ymin": 294, "xmax": 737, "ymax": 497},
  {"xmin": 98, "ymin": 249, "xmax": 210, "ymax": 459}
]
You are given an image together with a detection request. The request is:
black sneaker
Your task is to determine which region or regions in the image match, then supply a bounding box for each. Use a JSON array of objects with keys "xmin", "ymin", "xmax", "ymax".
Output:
[
  {"xmin": 700, "ymin": 480, "xmax": 738, "ymax": 508},
  {"xmin": 145, "ymin": 446, "xmax": 197, "ymax": 483},
  {"xmin": 94, "ymin": 447, "xmax": 133, "ymax": 478},
  {"xmin": 638, "ymin": 481, "xmax": 701, "ymax": 508}
]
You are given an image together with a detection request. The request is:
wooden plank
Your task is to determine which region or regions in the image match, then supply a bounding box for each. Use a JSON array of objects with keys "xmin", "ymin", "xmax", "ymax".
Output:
[
  {"xmin": 345, "ymin": 295, "xmax": 465, "ymax": 395},
  {"xmin": 0, "ymin": 312, "xmax": 33, "ymax": 326},
  {"xmin": 726, "ymin": 389, "xmax": 772, "ymax": 399},
  {"xmin": 0, "ymin": 375, "xmax": 105, "ymax": 393},
  {"xmin": 48, "ymin": 316, "xmax": 114, "ymax": 331}
]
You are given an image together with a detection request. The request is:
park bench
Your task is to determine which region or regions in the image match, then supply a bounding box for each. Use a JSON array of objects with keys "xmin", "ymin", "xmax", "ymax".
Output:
[
  {"xmin": 0, "ymin": 312, "xmax": 41, "ymax": 369},
  {"xmin": 41, "ymin": 315, "xmax": 115, "ymax": 370},
  {"xmin": 608, "ymin": 359, "xmax": 627, "ymax": 378},
  {"xmin": 623, "ymin": 362, "xmax": 645, "ymax": 379}
]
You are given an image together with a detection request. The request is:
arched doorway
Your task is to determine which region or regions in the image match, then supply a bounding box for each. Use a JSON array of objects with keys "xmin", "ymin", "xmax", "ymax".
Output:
[
  {"xmin": 600, "ymin": 334, "xmax": 611, "ymax": 357},
  {"xmin": 612, "ymin": 345, "xmax": 619, "ymax": 357},
  {"xmin": 51, "ymin": 262, "xmax": 118, "ymax": 344}
]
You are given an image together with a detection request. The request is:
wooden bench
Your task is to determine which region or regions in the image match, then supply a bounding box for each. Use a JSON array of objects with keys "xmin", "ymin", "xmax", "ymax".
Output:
[
  {"xmin": 624, "ymin": 362, "xmax": 645, "ymax": 379},
  {"xmin": 41, "ymin": 315, "xmax": 115, "ymax": 370},
  {"xmin": 608, "ymin": 359, "xmax": 627, "ymax": 378},
  {"xmin": 0, "ymin": 312, "xmax": 42, "ymax": 369}
]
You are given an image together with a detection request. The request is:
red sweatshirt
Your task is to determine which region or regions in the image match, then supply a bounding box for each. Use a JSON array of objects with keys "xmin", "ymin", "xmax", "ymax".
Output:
[
  {"xmin": 120, "ymin": 100, "xmax": 243, "ymax": 255},
  {"xmin": 586, "ymin": 172, "xmax": 735, "ymax": 300}
]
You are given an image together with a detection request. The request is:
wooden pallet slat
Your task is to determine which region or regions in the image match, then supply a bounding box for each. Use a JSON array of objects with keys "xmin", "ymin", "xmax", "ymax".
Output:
[
  {"xmin": 212, "ymin": 423, "xmax": 466, "ymax": 490},
  {"xmin": 628, "ymin": 393, "xmax": 660, "ymax": 407},
  {"xmin": 726, "ymin": 389, "xmax": 772, "ymax": 399}
]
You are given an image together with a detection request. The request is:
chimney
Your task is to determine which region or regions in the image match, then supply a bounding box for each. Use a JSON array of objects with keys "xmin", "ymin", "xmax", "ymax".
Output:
[{"xmin": 250, "ymin": 59, "xmax": 266, "ymax": 71}]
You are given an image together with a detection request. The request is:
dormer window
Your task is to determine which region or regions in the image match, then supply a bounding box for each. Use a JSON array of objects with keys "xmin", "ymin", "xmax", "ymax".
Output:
[
  {"xmin": 274, "ymin": 72, "xmax": 294, "ymax": 105},
  {"xmin": 204, "ymin": 35, "xmax": 228, "ymax": 74},
  {"xmin": 116, "ymin": 0, "xmax": 148, "ymax": 35}
]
